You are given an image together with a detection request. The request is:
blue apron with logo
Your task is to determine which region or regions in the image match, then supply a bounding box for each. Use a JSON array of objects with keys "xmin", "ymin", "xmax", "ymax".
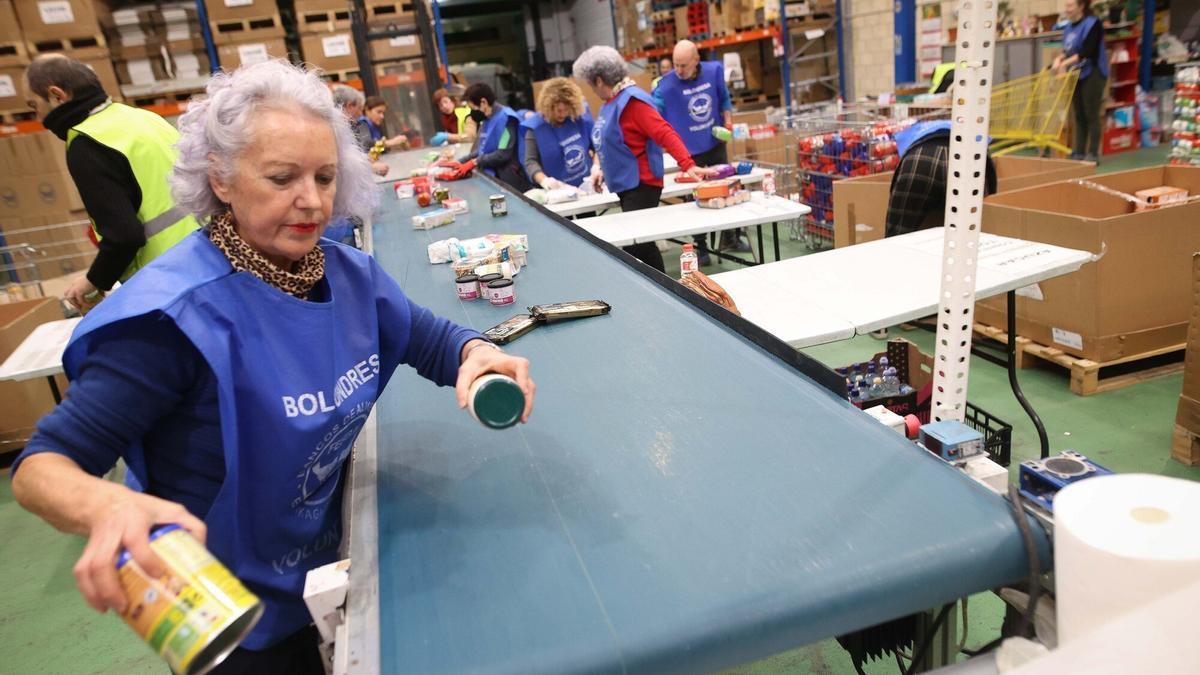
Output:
[
  {"xmin": 63, "ymin": 232, "xmax": 408, "ymax": 649},
  {"xmin": 655, "ymin": 61, "xmax": 724, "ymax": 156},
  {"xmin": 594, "ymin": 86, "xmax": 663, "ymax": 194},
  {"xmin": 359, "ymin": 116, "xmax": 385, "ymax": 142},
  {"xmin": 476, "ymin": 105, "xmax": 521, "ymax": 178},
  {"xmin": 520, "ymin": 111, "xmax": 594, "ymax": 187},
  {"xmin": 1063, "ymin": 15, "xmax": 1108, "ymax": 81}
]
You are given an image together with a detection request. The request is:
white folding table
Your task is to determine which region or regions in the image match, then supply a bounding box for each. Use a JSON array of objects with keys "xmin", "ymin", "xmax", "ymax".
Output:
[
  {"xmin": 711, "ymin": 228, "xmax": 1096, "ymax": 454},
  {"xmin": 544, "ymin": 168, "xmax": 768, "ymax": 218},
  {"xmin": 0, "ymin": 317, "xmax": 81, "ymax": 403},
  {"xmin": 574, "ymin": 192, "xmax": 809, "ymax": 263}
]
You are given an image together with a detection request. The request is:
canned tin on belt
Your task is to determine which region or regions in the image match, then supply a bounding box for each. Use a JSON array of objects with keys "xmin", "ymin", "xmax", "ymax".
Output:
[
  {"xmin": 117, "ymin": 525, "xmax": 262, "ymax": 675},
  {"xmin": 489, "ymin": 194, "xmax": 508, "ymax": 217},
  {"xmin": 455, "ymin": 274, "xmax": 480, "ymax": 300},
  {"xmin": 487, "ymin": 279, "xmax": 515, "ymax": 306}
]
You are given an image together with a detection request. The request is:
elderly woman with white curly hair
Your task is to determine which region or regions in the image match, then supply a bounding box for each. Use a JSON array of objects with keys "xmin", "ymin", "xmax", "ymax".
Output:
[
  {"xmin": 572, "ymin": 45, "xmax": 713, "ymax": 272},
  {"xmin": 11, "ymin": 60, "xmax": 535, "ymax": 673}
]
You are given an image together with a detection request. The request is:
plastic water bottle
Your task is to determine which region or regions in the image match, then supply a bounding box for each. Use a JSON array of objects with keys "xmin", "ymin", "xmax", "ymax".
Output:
[
  {"xmin": 879, "ymin": 356, "xmax": 889, "ymax": 375},
  {"xmin": 883, "ymin": 367, "xmax": 901, "ymax": 396},
  {"xmin": 680, "ymin": 243, "xmax": 698, "ymax": 278},
  {"xmin": 867, "ymin": 362, "xmax": 877, "ymax": 381},
  {"xmin": 867, "ymin": 377, "xmax": 884, "ymax": 399}
]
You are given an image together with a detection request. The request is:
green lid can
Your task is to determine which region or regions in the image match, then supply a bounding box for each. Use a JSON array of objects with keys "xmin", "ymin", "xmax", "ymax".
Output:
[{"xmin": 468, "ymin": 373, "xmax": 525, "ymax": 429}]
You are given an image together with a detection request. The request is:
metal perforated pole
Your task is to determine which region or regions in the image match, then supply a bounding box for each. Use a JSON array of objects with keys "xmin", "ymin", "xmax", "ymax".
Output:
[{"xmin": 931, "ymin": 0, "xmax": 998, "ymax": 423}]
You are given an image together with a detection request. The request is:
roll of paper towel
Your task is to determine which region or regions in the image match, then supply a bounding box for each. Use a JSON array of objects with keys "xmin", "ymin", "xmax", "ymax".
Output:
[{"xmin": 1054, "ymin": 473, "xmax": 1200, "ymax": 644}]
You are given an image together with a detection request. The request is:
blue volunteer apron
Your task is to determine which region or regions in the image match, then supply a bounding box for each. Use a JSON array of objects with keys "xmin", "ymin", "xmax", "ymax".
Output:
[
  {"xmin": 63, "ymin": 232, "xmax": 410, "ymax": 649},
  {"xmin": 896, "ymin": 120, "xmax": 952, "ymax": 157},
  {"xmin": 593, "ymin": 86, "xmax": 664, "ymax": 194},
  {"xmin": 359, "ymin": 115, "xmax": 385, "ymax": 142},
  {"xmin": 655, "ymin": 61, "xmax": 725, "ymax": 156},
  {"xmin": 520, "ymin": 111, "xmax": 594, "ymax": 187},
  {"xmin": 476, "ymin": 105, "xmax": 521, "ymax": 177},
  {"xmin": 1063, "ymin": 15, "xmax": 1108, "ymax": 81}
]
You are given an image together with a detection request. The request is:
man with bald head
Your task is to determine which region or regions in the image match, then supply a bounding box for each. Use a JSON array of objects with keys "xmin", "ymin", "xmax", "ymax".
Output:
[
  {"xmin": 653, "ymin": 39, "xmax": 741, "ymax": 256},
  {"xmin": 23, "ymin": 54, "xmax": 197, "ymax": 310}
]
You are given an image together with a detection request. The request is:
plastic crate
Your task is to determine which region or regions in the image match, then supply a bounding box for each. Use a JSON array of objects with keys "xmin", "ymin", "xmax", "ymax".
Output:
[{"xmin": 840, "ymin": 339, "xmax": 1014, "ymax": 467}]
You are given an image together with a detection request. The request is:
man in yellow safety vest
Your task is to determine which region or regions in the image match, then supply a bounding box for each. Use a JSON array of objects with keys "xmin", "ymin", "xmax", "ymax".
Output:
[{"xmin": 24, "ymin": 54, "xmax": 198, "ymax": 310}]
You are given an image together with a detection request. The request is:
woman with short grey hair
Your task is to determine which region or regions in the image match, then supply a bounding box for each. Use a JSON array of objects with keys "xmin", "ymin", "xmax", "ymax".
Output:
[
  {"xmin": 11, "ymin": 60, "xmax": 535, "ymax": 673},
  {"xmin": 572, "ymin": 46, "xmax": 712, "ymax": 272},
  {"xmin": 330, "ymin": 83, "xmax": 389, "ymax": 177}
]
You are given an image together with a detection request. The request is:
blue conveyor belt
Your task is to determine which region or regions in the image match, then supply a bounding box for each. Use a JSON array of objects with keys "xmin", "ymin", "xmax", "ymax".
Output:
[{"xmin": 368, "ymin": 176, "xmax": 1047, "ymax": 674}]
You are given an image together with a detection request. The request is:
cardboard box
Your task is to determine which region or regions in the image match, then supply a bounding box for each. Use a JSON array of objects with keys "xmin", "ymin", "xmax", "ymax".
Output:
[
  {"xmin": 1174, "ymin": 253, "xmax": 1200, "ymax": 466},
  {"xmin": 673, "ymin": 6, "xmax": 689, "ymax": 40},
  {"xmin": 0, "ymin": 131, "xmax": 69, "ymax": 176},
  {"xmin": 216, "ymin": 38, "xmax": 289, "ymax": 69},
  {"xmin": 300, "ymin": 32, "xmax": 357, "ymax": 73},
  {"xmin": 833, "ymin": 156, "xmax": 1097, "ymax": 248},
  {"xmin": 370, "ymin": 32, "xmax": 421, "ymax": 63},
  {"xmin": 0, "ymin": 64, "xmax": 26, "ymax": 111},
  {"xmin": 83, "ymin": 55, "xmax": 122, "ymax": 100},
  {"xmin": 1134, "ymin": 186, "xmax": 1188, "ymax": 211},
  {"xmin": 975, "ymin": 166, "xmax": 1200, "ymax": 362},
  {"xmin": 0, "ymin": 0, "xmax": 23, "ymax": 43},
  {"xmin": 0, "ymin": 297, "xmax": 67, "ymax": 452},
  {"xmin": 203, "ymin": 0, "xmax": 278, "ymax": 22},
  {"xmin": 114, "ymin": 56, "xmax": 170, "ymax": 86},
  {"xmin": 13, "ymin": 0, "xmax": 100, "ymax": 40},
  {"xmin": 0, "ymin": 173, "xmax": 83, "ymax": 217}
]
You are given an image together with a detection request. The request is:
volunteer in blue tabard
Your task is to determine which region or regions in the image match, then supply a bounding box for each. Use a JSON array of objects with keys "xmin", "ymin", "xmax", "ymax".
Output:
[
  {"xmin": 886, "ymin": 120, "xmax": 997, "ymax": 238},
  {"xmin": 653, "ymin": 39, "xmax": 742, "ymax": 258},
  {"xmin": 521, "ymin": 77, "xmax": 597, "ymax": 190},
  {"xmin": 456, "ymin": 83, "xmax": 533, "ymax": 192},
  {"xmin": 10, "ymin": 61, "xmax": 536, "ymax": 673},
  {"xmin": 573, "ymin": 46, "xmax": 714, "ymax": 273},
  {"xmin": 1052, "ymin": 0, "xmax": 1108, "ymax": 162}
]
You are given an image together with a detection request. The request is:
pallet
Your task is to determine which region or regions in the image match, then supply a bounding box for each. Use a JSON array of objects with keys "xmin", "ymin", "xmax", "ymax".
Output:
[
  {"xmin": 0, "ymin": 109, "xmax": 37, "ymax": 124},
  {"xmin": 318, "ymin": 68, "xmax": 362, "ymax": 83},
  {"xmin": 972, "ymin": 323, "xmax": 1185, "ymax": 396},
  {"xmin": 209, "ymin": 14, "xmax": 285, "ymax": 44},
  {"xmin": 297, "ymin": 8, "xmax": 353, "ymax": 33},
  {"xmin": 1173, "ymin": 424, "xmax": 1200, "ymax": 466},
  {"xmin": 123, "ymin": 87, "xmax": 205, "ymax": 108},
  {"xmin": 26, "ymin": 33, "xmax": 108, "ymax": 60},
  {"xmin": 0, "ymin": 39, "xmax": 28, "ymax": 67}
]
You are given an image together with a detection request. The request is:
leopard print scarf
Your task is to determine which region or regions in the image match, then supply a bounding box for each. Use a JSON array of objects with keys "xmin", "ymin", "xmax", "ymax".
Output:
[{"xmin": 208, "ymin": 211, "xmax": 325, "ymax": 300}]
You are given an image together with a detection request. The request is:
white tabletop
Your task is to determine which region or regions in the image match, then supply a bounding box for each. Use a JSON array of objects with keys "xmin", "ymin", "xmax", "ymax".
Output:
[
  {"xmin": 575, "ymin": 193, "xmax": 811, "ymax": 247},
  {"xmin": 0, "ymin": 317, "xmax": 81, "ymax": 382},
  {"xmin": 373, "ymin": 146, "xmax": 454, "ymax": 183},
  {"xmin": 710, "ymin": 228, "xmax": 1095, "ymax": 348},
  {"xmin": 544, "ymin": 169, "xmax": 768, "ymax": 218}
]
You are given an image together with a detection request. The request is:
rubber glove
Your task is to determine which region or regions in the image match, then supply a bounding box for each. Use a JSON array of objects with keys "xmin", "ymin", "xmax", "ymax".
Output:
[{"xmin": 429, "ymin": 132, "xmax": 450, "ymax": 146}]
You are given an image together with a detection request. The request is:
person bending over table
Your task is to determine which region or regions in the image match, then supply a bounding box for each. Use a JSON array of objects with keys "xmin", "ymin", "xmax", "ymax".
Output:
[
  {"xmin": 457, "ymin": 83, "xmax": 533, "ymax": 193},
  {"xmin": 654, "ymin": 39, "xmax": 744, "ymax": 260},
  {"xmin": 573, "ymin": 46, "xmax": 714, "ymax": 273},
  {"xmin": 428, "ymin": 86, "xmax": 476, "ymax": 146},
  {"xmin": 10, "ymin": 60, "xmax": 535, "ymax": 674},
  {"xmin": 521, "ymin": 77, "xmax": 596, "ymax": 191},
  {"xmin": 885, "ymin": 120, "xmax": 997, "ymax": 238},
  {"xmin": 356, "ymin": 95, "xmax": 410, "ymax": 152}
]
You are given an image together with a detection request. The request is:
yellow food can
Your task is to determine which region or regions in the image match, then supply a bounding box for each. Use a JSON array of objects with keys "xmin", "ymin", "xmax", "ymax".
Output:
[{"xmin": 116, "ymin": 524, "xmax": 262, "ymax": 675}]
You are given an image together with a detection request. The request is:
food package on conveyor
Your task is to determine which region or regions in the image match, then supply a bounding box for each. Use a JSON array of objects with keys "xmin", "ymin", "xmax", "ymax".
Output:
[
  {"xmin": 430, "ymin": 234, "xmax": 530, "ymax": 266},
  {"xmin": 443, "ymin": 197, "xmax": 469, "ymax": 214},
  {"xmin": 412, "ymin": 208, "xmax": 456, "ymax": 230}
]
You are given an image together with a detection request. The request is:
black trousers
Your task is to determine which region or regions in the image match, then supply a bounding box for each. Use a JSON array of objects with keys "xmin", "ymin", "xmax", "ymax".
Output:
[
  {"xmin": 617, "ymin": 183, "xmax": 666, "ymax": 273},
  {"xmin": 689, "ymin": 143, "xmax": 735, "ymax": 254},
  {"xmin": 1071, "ymin": 68, "xmax": 1106, "ymax": 158},
  {"xmin": 207, "ymin": 625, "xmax": 325, "ymax": 675}
]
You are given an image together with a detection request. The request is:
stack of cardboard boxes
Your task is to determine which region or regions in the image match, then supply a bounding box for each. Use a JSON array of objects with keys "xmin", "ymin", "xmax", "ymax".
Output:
[
  {"xmin": 208, "ymin": 0, "xmax": 290, "ymax": 71},
  {"xmin": 0, "ymin": 132, "xmax": 94, "ymax": 285},
  {"xmin": 1, "ymin": 0, "xmax": 121, "ymax": 113},
  {"xmin": 1174, "ymin": 253, "xmax": 1200, "ymax": 466},
  {"xmin": 104, "ymin": 1, "xmax": 210, "ymax": 101},
  {"xmin": 297, "ymin": 0, "xmax": 420, "ymax": 81}
]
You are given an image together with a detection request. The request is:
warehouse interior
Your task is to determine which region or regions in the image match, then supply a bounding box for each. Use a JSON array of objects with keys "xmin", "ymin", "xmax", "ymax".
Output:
[{"xmin": 2, "ymin": 0, "xmax": 1200, "ymax": 674}]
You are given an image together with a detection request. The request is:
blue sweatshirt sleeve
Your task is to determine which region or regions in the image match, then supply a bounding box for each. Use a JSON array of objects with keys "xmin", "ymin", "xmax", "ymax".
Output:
[
  {"xmin": 373, "ymin": 261, "xmax": 483, "ymax": 388},
  {"xmin": 652, "ymin": 85, "xmax": 666, "ymax": 114},
  {"xmin": 11, "ymin": 314, "xmax": 204, "ymax": 479}
]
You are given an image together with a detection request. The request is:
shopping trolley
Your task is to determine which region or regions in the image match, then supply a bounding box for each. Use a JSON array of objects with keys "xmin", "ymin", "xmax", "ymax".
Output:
[{"xmin": 988, "ymin": 69, "xmax": 1079, "ymax": 156}]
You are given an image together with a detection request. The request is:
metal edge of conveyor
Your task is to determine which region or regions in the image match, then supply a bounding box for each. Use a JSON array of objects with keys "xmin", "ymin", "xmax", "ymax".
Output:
[
  {"xmin": 490, "ymin": 174, "xmax": 849, "ymax": 399},
  {"xmin": 342, "ymin": 216, "xmax": 381, "ymax": 675}
]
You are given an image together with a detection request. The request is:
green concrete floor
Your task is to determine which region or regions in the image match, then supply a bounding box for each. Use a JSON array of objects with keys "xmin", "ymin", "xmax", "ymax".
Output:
[{"xmin": 2, "ymin": 145, "xmax": 1193, "ymax": 675}]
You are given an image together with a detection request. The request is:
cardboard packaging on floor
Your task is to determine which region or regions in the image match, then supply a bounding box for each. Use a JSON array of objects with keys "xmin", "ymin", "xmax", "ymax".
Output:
[
  {"xmin": 1174, "ymin": 253, "xmax": 1200, "ymax": 466},
  {"xmin": 976, "ymin": 165, "xmax": 1200, "ymax": 363},
  {"xmin": 0, "ymin": 297, "xmax": 66, "ymax": 454},
  {"xmin": 833, "ymin": 156, "xmax": 1096, "ymax": 248}
]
